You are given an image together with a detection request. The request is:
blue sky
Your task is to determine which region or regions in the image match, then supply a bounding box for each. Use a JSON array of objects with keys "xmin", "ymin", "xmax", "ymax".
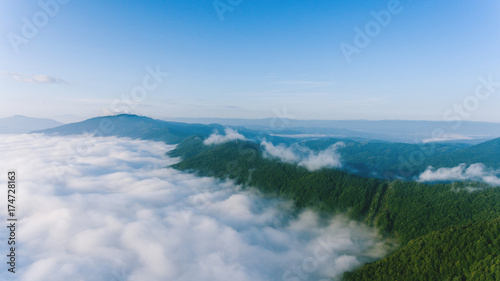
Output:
[{"xmin": 1, "ymin": 0, "xmax": 500, "ymax": 122}]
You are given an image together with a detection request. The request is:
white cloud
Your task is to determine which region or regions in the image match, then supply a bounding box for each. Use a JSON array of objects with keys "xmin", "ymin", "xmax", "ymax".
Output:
[
  {"xmin": 203, "ymin": 128, "xmax": 246, "ymax": 145},
  {"xmin": 261, "ymin": 140, "xmax": 300, "ymax": 163},
  {"xmin": 418, "ymin": 163, "xmax": 500, "ymax": 186},
  {"xmin": 0, "ymin": 71, "xmax": 69, "ymax": 84},
  {"xmin": 299, "ymin": 143, "xmax": 345, "ymax": 171},
  {"xmin": 261, "ymin": 140, "xmax": 345, "ymax": 171},
  {"xmin": 0, "ymin": 134, "xmax": 391, "ymax": 281}
]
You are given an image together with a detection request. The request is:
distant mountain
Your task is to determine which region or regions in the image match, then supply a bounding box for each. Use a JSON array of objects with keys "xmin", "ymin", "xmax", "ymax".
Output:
[
  {"xmin": 427, "ymin": 137, "xmax": 500, "ymax": 169},
  {"xmin": 299, "ymin": 138, "xmax": 471, "ymax": 179},
  {"xmin": 0, "ymin": 115, "xmax": 64, "ymax": 134},
  {"xmin": 164, "ymin": 117, "xmax": 500, "ymax": 144},
  {"xmin": 33, "ymin": 114, "xmax": 225, "ymax": 144},
  {"xmin": 268, "ymin": 136, "xmax": 500, "ymax": 179}
]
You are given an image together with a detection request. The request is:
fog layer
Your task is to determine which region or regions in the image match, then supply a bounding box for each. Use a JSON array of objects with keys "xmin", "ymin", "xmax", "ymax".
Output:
[{"xmin": 0, "ymin": 134, "xmax": 390, "ymax": 281}]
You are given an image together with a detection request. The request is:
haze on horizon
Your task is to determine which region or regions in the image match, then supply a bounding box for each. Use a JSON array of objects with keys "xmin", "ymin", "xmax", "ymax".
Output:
[{"xmin": 1, "ymin": 0, "xmax": 500, "ymax": 123}]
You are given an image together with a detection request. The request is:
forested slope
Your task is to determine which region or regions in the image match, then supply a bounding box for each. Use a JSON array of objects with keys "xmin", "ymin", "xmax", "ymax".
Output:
[
  {"xmin": 170, "ymin": 138, "xmax": 500, "ymax": 241},
  {"xmin": 301, "ymin": 138, "xmax": 471, "ymax": 179},
  {"xmin": 427, "ymin": 137, "xmax": 500, "ymax": 169},
  {"xmin": 169, "ymin": 137, "xmax": 500, "ymax": 280},
  {"xmin": 343, "ymin": 219, "xmax": 500, "ymax": 281}
]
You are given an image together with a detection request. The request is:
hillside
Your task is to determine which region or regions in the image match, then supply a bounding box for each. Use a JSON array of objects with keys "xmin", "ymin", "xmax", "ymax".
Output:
[
  {"xmin": 247, "ymin": 136, "xmax": 499, "ymax": 179},
  {"xmin": 170, "ymin": 138, "xmax": 500, "ymax": 241},
  {"xmin": 300, "ymin": 138, "xmax": 471, "ymax": 179},
  {"xmin": 343, "ymin": 219, "xmax": 500, "ymax": 281},
  {"xmin": 427, "ymin": 137, "xmax": 500, "ymax": 169}
]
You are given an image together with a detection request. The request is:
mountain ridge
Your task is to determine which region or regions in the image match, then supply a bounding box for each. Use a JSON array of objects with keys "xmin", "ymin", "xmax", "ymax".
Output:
[
  {"xmin": 34, "ymin": 114, "xmax": 500, "ymax": 177},
  {"xmin": 0, "ymin": 115, "xmax": 63, "ymax": 134}
]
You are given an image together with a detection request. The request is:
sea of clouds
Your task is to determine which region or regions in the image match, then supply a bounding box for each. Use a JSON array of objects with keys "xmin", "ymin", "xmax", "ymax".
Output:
[
  {"xmin": 418, "ymin": 163, "xmax": 500, "ymax": 186},
  {"xmin": 261, "ymin": 140, "xmax": 345, "ymax": 171},
  {"xmin": 0, "ymin": 134, "xmax": 391, "ymax": 281}
]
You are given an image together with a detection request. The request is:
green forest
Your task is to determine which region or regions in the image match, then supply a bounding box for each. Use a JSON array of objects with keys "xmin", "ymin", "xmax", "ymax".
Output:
[
  {"xmin": 169, "ymin": 137, "xmax": 500, "ymax": 280},
  {"xmin": 344, "ymin": 219, "xmax": 500, "ymax": 281}
]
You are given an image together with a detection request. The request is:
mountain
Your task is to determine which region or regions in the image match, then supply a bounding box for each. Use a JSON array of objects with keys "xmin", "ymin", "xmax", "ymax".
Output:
[
  {"xmin": 33, "ymin": 114, "xmax": 500, "ymax": 177},
  {"xmin": 299, "ymin": 138, "xmax": 471, "ymax": 179},
  {"xmin": 34, "ymin": 114, "xmax": 500, "ymax": 177},
  {"xmin": 33, "ymin": 114, "xmax": 225, "ymax": 144},
  {"xmin": 427, "ymin": 137, "xmax": 500, "ymax": 169},
  {"xmin": 163, "ymin": 117, "xmax": 500, "ymax": 144},
  {"xmin": 245, "ymin": 135, "xmax": 498, "ymax": 179},
  {"xmin": 0, "ymin": 115, "xmax": 63, "ymax": 134},
  {"xmin": 166, "ymin": 117, "xmax": 398, "ymax": 141}
]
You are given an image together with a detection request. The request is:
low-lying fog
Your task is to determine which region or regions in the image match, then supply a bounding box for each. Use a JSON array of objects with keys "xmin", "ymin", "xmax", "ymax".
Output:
[{"xmin": 0, "ymin": 134, "xmax": 392, "ymax": 281}]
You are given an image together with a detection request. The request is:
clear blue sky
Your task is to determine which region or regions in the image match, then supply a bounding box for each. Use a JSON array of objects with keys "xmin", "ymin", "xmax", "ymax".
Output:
[{"xmin": 1, "ymin": 0, "xmax": 500, "ymax": 122}]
